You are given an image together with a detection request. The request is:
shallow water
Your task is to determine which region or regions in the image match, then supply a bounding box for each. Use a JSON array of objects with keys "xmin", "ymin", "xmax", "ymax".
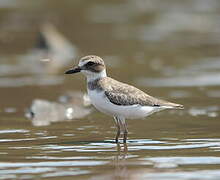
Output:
[{"xmin": 0, "ymin": 0, "xmax": 220, "ymax": 179}]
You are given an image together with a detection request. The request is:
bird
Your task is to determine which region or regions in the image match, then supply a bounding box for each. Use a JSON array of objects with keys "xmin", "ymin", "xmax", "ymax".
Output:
[{"xmin": 65, "ymin": 55, "xmax": 184, "ymax": 143}]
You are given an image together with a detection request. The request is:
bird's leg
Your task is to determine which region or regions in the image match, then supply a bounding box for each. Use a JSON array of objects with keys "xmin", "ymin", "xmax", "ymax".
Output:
[
  {"xmin": 116, "ymin": 125, "xmax": 120, "ymax": 143},
  {"xmin": 114, "ymin": 117, "xmax": 121, "ymax": 143},
  {"xmin": 123, "ymin": 122, "xmax": 128, "ymax": 143},
  {"xmin": 118, "ymin": 117, "xmax": 128, "ymax": 143}
]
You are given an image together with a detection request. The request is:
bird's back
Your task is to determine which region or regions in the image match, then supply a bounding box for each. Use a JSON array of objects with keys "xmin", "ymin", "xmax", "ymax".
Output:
[{"xmin": 97, "ymin": 77, "xmax": 184, "ymax": 109}]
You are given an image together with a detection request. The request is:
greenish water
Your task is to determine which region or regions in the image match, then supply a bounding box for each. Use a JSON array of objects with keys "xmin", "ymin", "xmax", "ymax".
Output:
[{"xmin": 0, "ymin": 0, "xmax": 220, "ymax": 179}]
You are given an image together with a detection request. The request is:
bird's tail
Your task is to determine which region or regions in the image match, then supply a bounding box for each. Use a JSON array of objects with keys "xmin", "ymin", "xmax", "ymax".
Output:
[{"xmin": 164, "ymin": 102, "xmax": 184, "ymax": 109}]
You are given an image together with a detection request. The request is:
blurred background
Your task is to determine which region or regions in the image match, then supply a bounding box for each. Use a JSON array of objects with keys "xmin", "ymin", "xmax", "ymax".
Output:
[{"xmin": 0, "ymin": 0, "xmax": 220, "ymax": 179}]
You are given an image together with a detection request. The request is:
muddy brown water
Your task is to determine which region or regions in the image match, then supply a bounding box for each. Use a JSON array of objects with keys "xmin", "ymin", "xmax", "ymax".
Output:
[{"xmin": 0, "ymin": 0, "xmax": 220, "ymax": 179}]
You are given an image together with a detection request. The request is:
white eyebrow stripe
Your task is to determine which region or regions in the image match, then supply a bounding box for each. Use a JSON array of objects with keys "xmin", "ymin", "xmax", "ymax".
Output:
[{"xmin": 79, "ymin": 60, "xmax": 89, "ymax": 67}]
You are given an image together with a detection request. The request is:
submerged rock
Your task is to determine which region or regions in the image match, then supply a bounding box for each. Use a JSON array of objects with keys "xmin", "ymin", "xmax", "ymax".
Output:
[
  {"xmin": 0, "ymin": 23, "xmax": 78, "ymax": 87},
  {"xmin": 18, "ymin": 22, "xmax": 78, "ymax": 75},
  {"xmin": 58, "ymin": 91, "xmax": 91, "ymax": 106},
  {"xmin": 26, "ymin": 92, "xmax": 92, "ymax": 126},
  {"xmin": 35, "ymin": 23, "xmax": 78, "ymax": 73}
]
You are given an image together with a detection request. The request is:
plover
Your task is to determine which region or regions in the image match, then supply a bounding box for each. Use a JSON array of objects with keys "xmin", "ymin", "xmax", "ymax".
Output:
[{"xmin": 65, "ymin": 55, "xmax": 184, "ymax": 143}]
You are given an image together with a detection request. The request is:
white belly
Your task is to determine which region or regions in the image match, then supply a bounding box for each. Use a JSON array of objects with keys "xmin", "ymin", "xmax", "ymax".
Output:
[{"xmin": 88, "ymin": 90, "xmax": 162, "ymax": 119}]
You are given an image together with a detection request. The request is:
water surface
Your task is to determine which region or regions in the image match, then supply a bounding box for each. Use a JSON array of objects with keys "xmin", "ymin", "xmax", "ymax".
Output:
[{"xmin": 0, "ymin": 0, "xmax": 220, "ymax": 179}]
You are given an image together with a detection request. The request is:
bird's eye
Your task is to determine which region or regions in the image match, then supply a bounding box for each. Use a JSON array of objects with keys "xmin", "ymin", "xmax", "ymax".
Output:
[{"xmin": 86, "ymin": 61, "xmax": 95, "ymax": 66}]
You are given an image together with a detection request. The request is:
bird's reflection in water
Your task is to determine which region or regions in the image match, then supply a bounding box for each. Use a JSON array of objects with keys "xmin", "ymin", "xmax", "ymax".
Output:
[
  {"xmin": 116, "ymin": 142, "xmax": 128, "ymax": 160},
  {"xmin": 113, "ymin": 143, "xmax": 128, "ymax": 179}
]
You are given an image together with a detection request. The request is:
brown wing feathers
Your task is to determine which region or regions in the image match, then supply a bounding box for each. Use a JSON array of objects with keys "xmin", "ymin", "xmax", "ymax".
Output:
[{"xmin": 95, "ymin": 77, "xmax": 184, "ymax": 108}]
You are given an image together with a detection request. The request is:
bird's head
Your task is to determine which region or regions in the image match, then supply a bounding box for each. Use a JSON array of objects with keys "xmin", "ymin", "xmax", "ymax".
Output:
[{"xmin": 65, "ymin": 55, "xmax": 106, "ymax": 81}]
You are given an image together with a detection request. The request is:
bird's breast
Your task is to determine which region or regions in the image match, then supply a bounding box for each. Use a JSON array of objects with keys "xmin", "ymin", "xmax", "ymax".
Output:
[{"xmin": 88, "ymin": 89, "xmax": 113, "ymax": 115}]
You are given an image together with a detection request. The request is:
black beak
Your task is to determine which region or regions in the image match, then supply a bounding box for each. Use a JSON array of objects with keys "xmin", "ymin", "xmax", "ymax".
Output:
[{"xmin": 65, "ymin": 66, "xmax": 81, "ymax": 74}]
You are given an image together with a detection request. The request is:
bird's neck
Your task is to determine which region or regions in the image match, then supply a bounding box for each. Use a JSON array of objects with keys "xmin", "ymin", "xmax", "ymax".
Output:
[{"xmin": 86, "ymin": 69, "xmax": 107, "ymax": 83}]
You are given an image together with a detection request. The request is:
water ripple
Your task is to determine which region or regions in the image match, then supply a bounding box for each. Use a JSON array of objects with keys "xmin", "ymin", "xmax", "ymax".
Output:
[
  {"xmin": 144, "ymin": 156, "xmax": 220, "ymax": 165},
  {"xmin": 138, "ymin": 170, "xmax": 220, "ymax": 180},
  {"xmin": 0, "ymin": 129, "xmax": 29, "ymax": 134},
  {"xmin": 0, "ymin": 76, "xmax": 64, "ymax": 87},
  {"xmin": 137, "ymin": 73, "xmax": 220, "ymax": 87},
  {"xmin": 0, "ymin": 161, "xmax": 107, "ymax": 168}
]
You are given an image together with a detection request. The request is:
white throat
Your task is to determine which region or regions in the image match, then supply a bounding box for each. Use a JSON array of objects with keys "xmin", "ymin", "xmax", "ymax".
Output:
[{"xmin": 85, "ymin": 69, "xmax": 107, "ymax": 82}]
